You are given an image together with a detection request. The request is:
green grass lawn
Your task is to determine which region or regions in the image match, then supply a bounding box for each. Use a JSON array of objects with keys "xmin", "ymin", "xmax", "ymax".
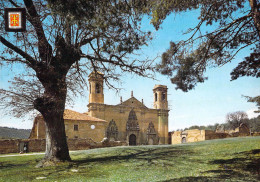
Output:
[{"xmin": 0, "ymin": 136, "xmax": 259, "ymax": 182}]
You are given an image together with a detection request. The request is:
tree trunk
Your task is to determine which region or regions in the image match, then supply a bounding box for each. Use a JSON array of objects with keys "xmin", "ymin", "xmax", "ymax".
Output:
[
  {"xmin": 34, "ymin": 76, "xmax": 71, "ymax": 167},
  {"xmin": 33, "ymin": 32, "xmax": 80, "ymax": 167},
  {"xmin": 249, "ymin": 0, "xmax": 260, "ymax": 39},
  {"xmin": 44, "ymin": 111, "xmax": 70, "ymax": 162}
]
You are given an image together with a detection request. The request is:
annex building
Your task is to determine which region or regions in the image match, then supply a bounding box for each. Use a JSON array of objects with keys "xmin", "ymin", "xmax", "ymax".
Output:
[
  {"xmin": 30, "ymin": 72, "xmax": 169, "ymax": 145},
  {"xmin": 170, "ymin": 123, "xmax": 251, "ymax": 144}
]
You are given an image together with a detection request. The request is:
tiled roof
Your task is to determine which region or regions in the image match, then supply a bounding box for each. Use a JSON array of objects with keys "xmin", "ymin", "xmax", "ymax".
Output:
[
  {"xmin": 64, "ymin": 109, "xmax": 106, "ymax": 122},
  {"xmin": 36, "ymin": 109, "xmax": 106, "ymax": 122}
]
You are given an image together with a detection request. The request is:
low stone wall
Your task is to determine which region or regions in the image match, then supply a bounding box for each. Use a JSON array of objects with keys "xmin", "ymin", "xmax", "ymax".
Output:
[
  {"xmin": 171, "ymin": 131, "xmax": 182, "ymax": 144},
  {"xmin": 28, "ymin": 139, "xmax": 46, "ymax": 152},
  {"xmin": 205, "ymin": 131, "xmax": 231, "ymax": 140},
  {"xmin": 0, "ymin": 138, "xmax": 127, "ymax": 154},
  {"xmin": 170, "ymin": 129, "xmax": 253, "ymax": 145},
  {"xmin": 252, "ymin": 132, "xmax": 260, "ymax": 136},
  {"xmin": 0, "ymin": 139, "xmax": 20, "ymax": 154}
]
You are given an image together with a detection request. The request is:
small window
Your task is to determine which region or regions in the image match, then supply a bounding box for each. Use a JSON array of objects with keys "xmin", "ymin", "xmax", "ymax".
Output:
[
  {"xmin": 74, "ymin": 124, "xmax": 78, "ymax": 131},
  {"xmin": 155, "ymin": 93, "xmax": 157, "ymax": 101},
  {"xmin": 91, "ymin": 125, "xmax": 95, "ymax": 130},
  {"xmin": 96, "ymin": 83, "xmax": 101, "ymax": 93},
  {"xmin": 162, "ymin": 92, "xmax": 166, "ymax": 101},
  {"xmin": 74, "ymin": 136, "xmax": 78, "ymax": 139}
]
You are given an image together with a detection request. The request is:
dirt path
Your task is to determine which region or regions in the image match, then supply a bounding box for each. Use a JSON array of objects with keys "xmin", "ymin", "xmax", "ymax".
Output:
[
  {"xmin": 0, "ymin": 153, "xmax": 45, "ymax": 157},
  {"xmin": 0, "ymin": 151, "xmax": 77, "ymax": 158}
]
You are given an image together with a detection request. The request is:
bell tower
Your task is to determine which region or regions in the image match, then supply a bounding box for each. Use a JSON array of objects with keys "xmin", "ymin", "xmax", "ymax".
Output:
[
  {"xmin": 153, "ymin": 85, "xmax": 169, "ymax": 144},
  {"xmin": 153, "ymin": 85, "xmax": 168, "ymax": 110},
  {"xmin": 88, "ymin": 71, "xmax": 104, "ymax": 104}
]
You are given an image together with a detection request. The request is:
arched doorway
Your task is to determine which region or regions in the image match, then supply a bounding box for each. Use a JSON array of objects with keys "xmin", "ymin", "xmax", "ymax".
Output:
[
  {"xmin": 182, "ymin": 137, "xmax": 186, "ymax": 143},
  {"xmin": 129, "ymin": 134, "xmax": 136, "ymax": 146}
]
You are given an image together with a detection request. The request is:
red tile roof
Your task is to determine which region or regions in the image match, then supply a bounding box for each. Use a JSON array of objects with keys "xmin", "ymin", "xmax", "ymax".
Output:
[{"xmin": 63, "ymin": 109, "xmax": 106, "ymax": 122}]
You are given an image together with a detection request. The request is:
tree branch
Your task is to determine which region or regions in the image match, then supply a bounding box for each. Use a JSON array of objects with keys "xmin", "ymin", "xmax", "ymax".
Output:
[
  {"xmin": 76, "ymin": 34, "xmax": 100, "ymax": 47},
  {"xmin": 0, "ymin": 35, "xmax": 36, "ymax": 68},
  {"xmin": 81, "ymin": 54, "xmax": 149, "ymax": 77},
  {"xmin": 7, "ymin": 0, "xmax": 19, "ymax": 7},
  {"xmin": 23, "ymin": 0, "xmax": 52, "ymax": 62}
]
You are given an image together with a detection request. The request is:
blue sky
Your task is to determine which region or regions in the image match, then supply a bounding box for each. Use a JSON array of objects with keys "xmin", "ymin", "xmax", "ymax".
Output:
[{"xmin": 0, "ymin": 7, "xmax": 259, "ymax": 130}]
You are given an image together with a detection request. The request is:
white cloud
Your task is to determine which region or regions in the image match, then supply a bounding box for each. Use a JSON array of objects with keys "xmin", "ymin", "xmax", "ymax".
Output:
[{"xmin": 246, "ymin": 108, "xmax": 259, "ymax": 119}]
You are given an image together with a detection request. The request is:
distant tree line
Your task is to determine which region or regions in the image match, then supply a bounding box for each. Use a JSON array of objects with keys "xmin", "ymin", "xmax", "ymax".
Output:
[{"xmin": 180, "ymin": 111, "xmax": 260, "ymax": 132}]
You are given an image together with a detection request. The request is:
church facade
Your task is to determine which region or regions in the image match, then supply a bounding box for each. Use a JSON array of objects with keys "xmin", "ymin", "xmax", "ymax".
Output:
[{"xmin": 30, "ymin": 72, "xmax": 169, "ymax": 145}]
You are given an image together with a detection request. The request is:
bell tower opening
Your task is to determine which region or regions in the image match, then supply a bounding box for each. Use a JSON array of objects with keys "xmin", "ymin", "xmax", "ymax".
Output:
[
  {"xmin": 96, "ymin": 83, "xmax": 101, "ymax": 93},
  {"xmin": 88, "ymin": 71, "xmax": 104, "ymax": 104}
]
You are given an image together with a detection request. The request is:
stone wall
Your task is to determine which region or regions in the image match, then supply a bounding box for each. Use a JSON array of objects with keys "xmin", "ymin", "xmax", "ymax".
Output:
[
  {"xmin": 0, "ymin": 138, "xmax": 127, "ymax": 154},
  {"xmin": 0, "ymin": 139, "xmax": 20, "ymax": 154},
  {"xmin": 65, "ymin": 121, "xmax": 106, "ymax": 142},
  {"xmin": 171, "ymin": 131, "xmax": 182, "ymax": 144},
  {"xmin": 0, "ymin": 139, "xmax": 46, "ymax": 154},
  {"xmin": 252, "ymin": 132, "xmax": 260, "ymax": 136},
  {"xmin": 205, "ymin": 131, "xmax": 230, "ymax": 140},
  {"xmin": 185, "ymin": 129, "xmax": 206, "ymax": 143},
  {"xmin": 171, "ymin": 127, "xmax": 251, "ymax": 145},
  {"xmin": 28, "ymin": 139, "xmax": 46, "ymax": 152},
  {"xmin": 30, "ymin": 117, "xmax": 107, "ymax": 142}
]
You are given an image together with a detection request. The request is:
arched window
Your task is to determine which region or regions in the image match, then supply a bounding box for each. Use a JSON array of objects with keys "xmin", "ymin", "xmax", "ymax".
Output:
[
  {"xmin": 96, "ymin": 83, "xmax": 101, "ymax": 93},
  {"xmin": 155, "ymin": 93, "xmax": 157, "ymax": 101},
  {"xmin": 162, "ymin": 92, "xmax": 166, "ymax": 101}
]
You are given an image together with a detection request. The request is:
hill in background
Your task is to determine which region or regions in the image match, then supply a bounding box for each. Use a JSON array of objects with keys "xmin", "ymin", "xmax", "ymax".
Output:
[{"xmin": 0, "ymin": 127, "xmax": 31, "ymax": 139}]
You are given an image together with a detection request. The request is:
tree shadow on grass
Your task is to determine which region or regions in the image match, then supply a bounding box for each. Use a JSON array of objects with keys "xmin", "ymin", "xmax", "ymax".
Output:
[
  {"xmin": 0, "ymin": 146, "xmax": 197, "ymax": 181},
  {"xmin": 161, "ymin": 149, "xmax": 260, "ymax": 182},
  {"xmin": 208, "ymin": 149, "xmax": 260, "ymax": 177},
  {"xmin": 0, "ymin": 160, "xmax": 36, "ymax": 170},
  {"xmin": 163, "ymin": 176, "xmax": 215, "ymax": 182},
  {"xmin": 72, "ymin": 146, "xmax": 195, "ymax": 167}
]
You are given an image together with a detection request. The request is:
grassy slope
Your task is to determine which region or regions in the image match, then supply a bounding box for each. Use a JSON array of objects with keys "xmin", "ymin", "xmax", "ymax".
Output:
[{"xmin": 0, "ymin": 136, "xmax": 259, "ymax": 182}]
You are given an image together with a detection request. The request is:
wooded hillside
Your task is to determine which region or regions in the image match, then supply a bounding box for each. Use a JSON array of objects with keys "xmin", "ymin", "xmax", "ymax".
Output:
[{"xmin": 0, "ymin": 127, "xmax": 31, "ymax": 139}]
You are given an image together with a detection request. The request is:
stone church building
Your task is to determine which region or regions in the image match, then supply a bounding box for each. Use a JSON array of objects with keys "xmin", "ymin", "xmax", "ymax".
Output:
[{"xmin": 30, "ymin": 72, "xmax": 169, "ymax": 145}]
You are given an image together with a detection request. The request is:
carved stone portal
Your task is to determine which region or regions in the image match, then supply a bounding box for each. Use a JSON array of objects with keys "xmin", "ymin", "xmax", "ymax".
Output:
[
  {"xmin": 106, "ymin": 119, "xmax": 118, "ymax": 141},
  {"xmin": 146, "ymin": 122, "xmax": 159, "ymax": 145},
  {"xmin": 126, "ymin": 109, "xmax": 140, "ymax": 131},
  {"xmin": 126, "ymin": 109, "xmax": 139, "ymax": 145}
]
